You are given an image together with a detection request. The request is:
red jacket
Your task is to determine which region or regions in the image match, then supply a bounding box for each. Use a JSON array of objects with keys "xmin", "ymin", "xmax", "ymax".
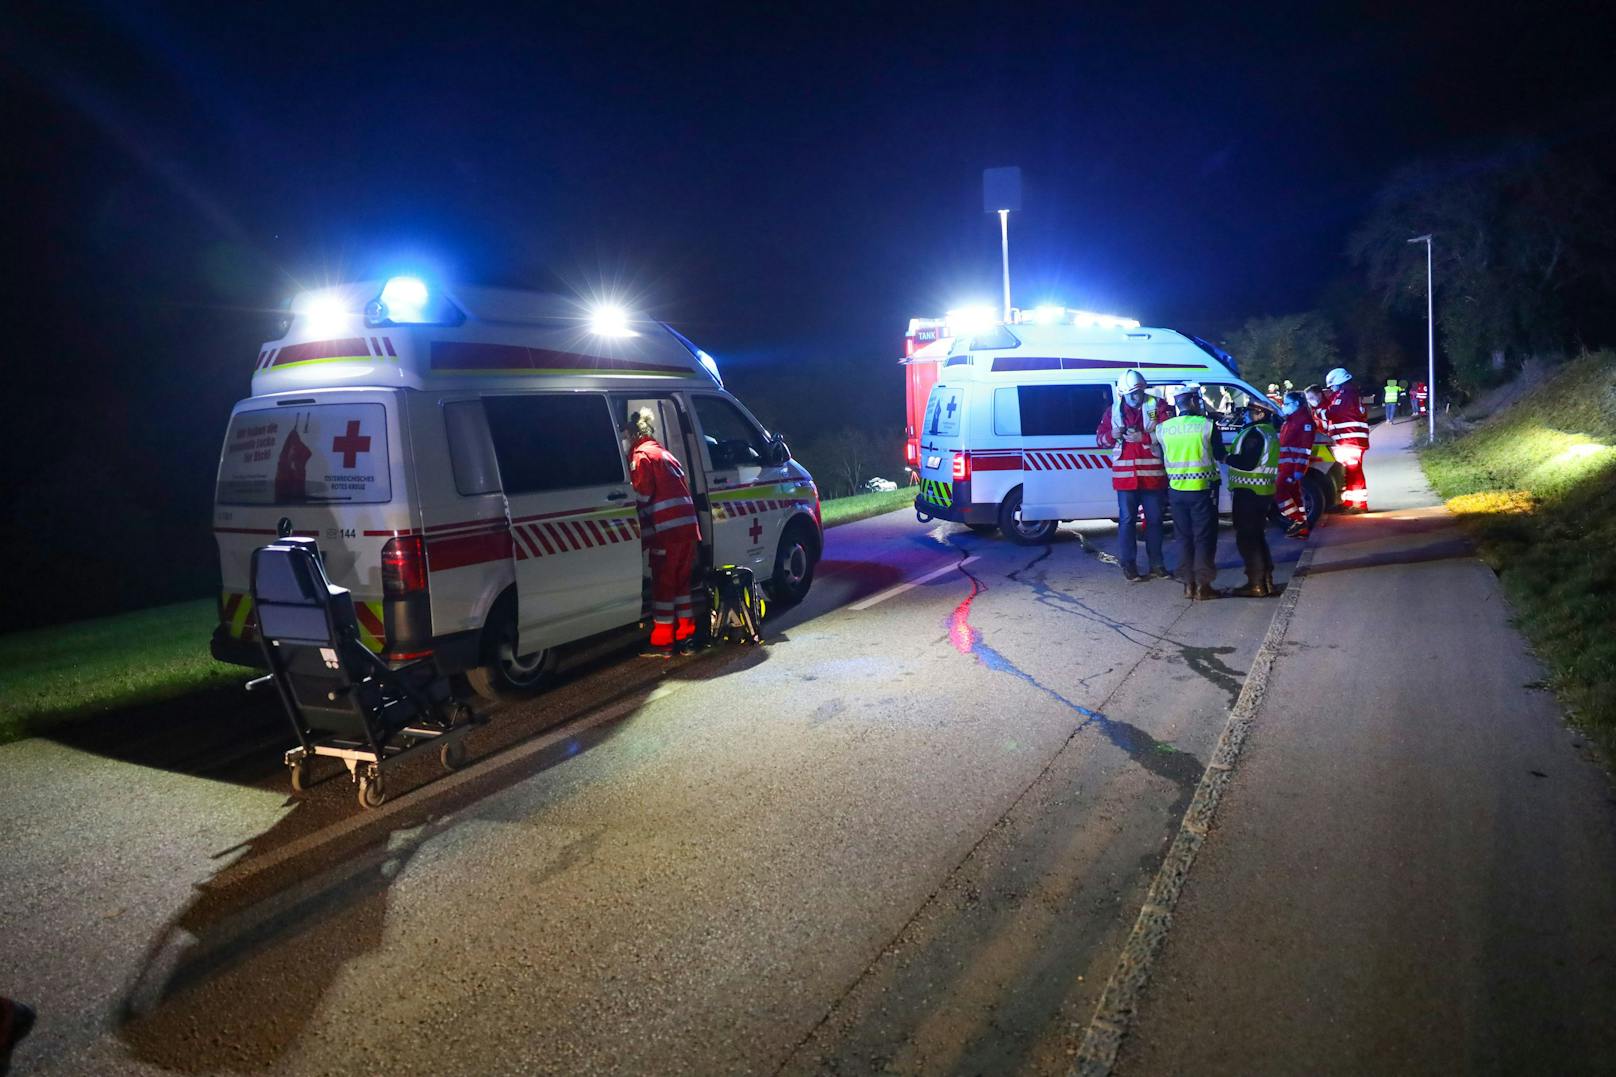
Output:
[
  {"xmin": 1323, "ymin": 383, "xmax": 1370, "ymax": 450},
  {"xmin": 1094, "ymin": 397, "xmax": 1169, "ymax": 491},
  {"xmin": 629, "ymin": 437, "xmax": 700, "ymax": 547}
]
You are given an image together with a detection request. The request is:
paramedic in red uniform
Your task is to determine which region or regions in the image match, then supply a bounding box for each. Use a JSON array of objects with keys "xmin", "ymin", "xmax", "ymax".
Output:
[
  {"xmin": 1276, "ymin": 391, "xmax": 1316, "ymax": 537},
  {"xmin": 1322, "ymin": 367, "xmax": 1371, "ymax": 513},
  {"xmin": 624, "ymin": 408, "xmax": 702, "ymax": 655},
  {"xmin": 1095, "ymin": 369, "xmax": 1171, "ymax": 581}
]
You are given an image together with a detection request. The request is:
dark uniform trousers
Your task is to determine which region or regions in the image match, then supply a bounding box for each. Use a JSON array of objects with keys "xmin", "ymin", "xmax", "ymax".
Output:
[
  {"xmin": 1230, "ymin": 489, "xmax": 1274, "ymax": 581},
  {"xmin": 1169, "ymin": 489, "xmax": 1219, "ymax": 587}
]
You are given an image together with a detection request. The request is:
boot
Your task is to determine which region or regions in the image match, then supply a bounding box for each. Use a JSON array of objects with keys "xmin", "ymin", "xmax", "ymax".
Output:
[
  {"xmin": 1149, "ymin": 564, "xmax": 1172, "ymax": 580},
  {"xmin": 1264, "ymin": 569, "xmax": 1276, "ymax": 594},
  {"xmin": 1183, "ymin": 581, "xmax": 1196, "ymax": 600},
  {"xmin": 1194, "ymin": 582, "xmax": 1221, "ymax": 601},
  {"xmin": 1229, "ymin": 574, "xmax": 1268, "ymax": 598}
]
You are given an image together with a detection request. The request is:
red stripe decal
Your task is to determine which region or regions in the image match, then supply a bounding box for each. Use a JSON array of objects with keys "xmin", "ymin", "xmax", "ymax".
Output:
[
  {"xmin": 570, "ymin": 521, "xmax": 595, "ymax": 548},
  {"xmin": 972, "ymin": 454, "xmax": 1023, "ymax": 471},
  {"xmin": 430, "ymin": 340, "xmax": 692, "ymax": 376},
  {"xmin": 584, "ymin": 520, "xmax": 606, "ymax": 546},
  {"xmin": 269, "ymin": 338, "xmax": 371, "ymax": 367},
  {"xmin": 363, "ymin": 528, "xmax": 418, "ymax": 537},
  {"xmin": 222, "ymin": 593, "xmax": 241, "ymax": 620},
  {"xmin": 529, "ymin": 526, "xmax": 554, "ymax": 556},
  {"xmin": 512, "ymin": 527, "xmax": 541, "ymax": 559},
  {"xmin": 549, "ymin": 523, "xmax": 576, "ymax": 552},
  {"xmin": 514, "ymin": 542, "xmax": 528, "ymax": 561},
  {"xmin": 508, "ymin": 506, "xmax": 604, "ymax": 525},
  {"xmin": 370, "ymin": 336, "xmax": 382, "ymax": 355},
  {"xmin": 354, "ymin": 603, "xmax": 386, "ymax": 640},
  {"xmin": 383, "ymin": 337, "xmax": 397, "ymax": 357},
  {"xmin": 428, "ymin": 529, "xmax": 514, "ymax": 571}
]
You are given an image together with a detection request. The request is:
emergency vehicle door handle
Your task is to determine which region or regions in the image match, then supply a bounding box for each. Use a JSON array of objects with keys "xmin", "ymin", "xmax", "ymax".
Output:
[{"xmin": 606, "ymin": 491, "xmax": 628, "ymax": 501}]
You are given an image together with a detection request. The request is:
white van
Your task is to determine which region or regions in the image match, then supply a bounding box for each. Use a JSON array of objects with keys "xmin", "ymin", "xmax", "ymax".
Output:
[
  {"xmin": 911, "ymin": 309, "xmax": 1342, "ymax": 543},
  {"xmin": 211, "ymin": 278, "xmax": 821, "ymax": 696}
]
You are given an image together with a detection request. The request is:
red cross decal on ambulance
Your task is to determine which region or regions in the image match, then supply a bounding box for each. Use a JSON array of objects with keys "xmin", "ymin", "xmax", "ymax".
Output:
[
  {"xmin": 332, "ymin": 420, "xmax": 371, "ymax": 468},
  {"xmin": 748, "ymin": 518, "xmax": 764, "ymax": 544}
]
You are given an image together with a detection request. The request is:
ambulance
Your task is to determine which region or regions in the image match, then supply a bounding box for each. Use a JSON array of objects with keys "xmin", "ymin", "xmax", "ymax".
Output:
[
  {"xmin": 905, "ymin": 305, "xmax": 1342, "ymax": 543},
  {"xmin": 211, "ymin": 278, "xmax": 822, "ymax": 697}
]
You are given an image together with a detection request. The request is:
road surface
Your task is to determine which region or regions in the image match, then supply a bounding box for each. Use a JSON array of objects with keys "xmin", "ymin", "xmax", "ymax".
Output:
[{"xmin": 5, "ymin": 503, "xmax": 1299, "ymax": 1075}]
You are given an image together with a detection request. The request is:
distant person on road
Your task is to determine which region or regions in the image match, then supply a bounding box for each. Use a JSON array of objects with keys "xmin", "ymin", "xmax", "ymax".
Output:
[
  {"xmin": 1323, "ymin": 367, "xmax": 1371, "ymax": 513},
  {"xmin": 624, "ymin": 408, "xmax": 702, "ymax": 656},
  {"xmin": 1383, "ymin": 379, "xmax": 1402, "ymax": 423},
  {"xmin": 1413, "ymin": 379, "xmax": 1429, "ymax": 416},
  {"xmin": 1226, "ymin": 401, "xmax": 1280, "ymax": 596},
  {"xmin": 1, "ymin": 997, "xmax": 35, "ymax": 1077},
  {"xmin": 1276, "ymin": 391, "xmax": 1316, "ymax": 538},
  {"xmin": 1095, "ymin": 369, "xmax": 1171, "ymax": 582},
  {"xmin": 1154, "ymin": 385, "xmax": 1225, "ymax": 600}
]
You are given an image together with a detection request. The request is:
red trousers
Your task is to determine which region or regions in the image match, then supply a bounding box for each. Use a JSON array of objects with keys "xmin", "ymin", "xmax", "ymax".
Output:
[
  {"xmin": 1335, "ymin": 444, "xmax": 1368, "ymax": 509},
  {"xmin": 1274, "ymin": 465, "xmax": 1308, "ymax": 526},
  {"xmin": 649, "ymin": 539, "xmax": 697, "ymax": 647}
]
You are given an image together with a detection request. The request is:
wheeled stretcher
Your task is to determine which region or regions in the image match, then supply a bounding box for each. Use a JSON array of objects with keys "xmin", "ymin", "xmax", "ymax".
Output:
[{"xmin": 246, "ymin": 537, "xmax": 481, "ymax": 809}]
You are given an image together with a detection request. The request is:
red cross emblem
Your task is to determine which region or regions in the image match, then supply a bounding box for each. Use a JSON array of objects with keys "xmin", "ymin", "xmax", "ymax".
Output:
[
  {"xmin": 748, "ymin": 518, "xmax": 763, "ymax": 543},
  {"xmin": 331, "ymin": 420, "xmax": 371, "ymax": 469}
]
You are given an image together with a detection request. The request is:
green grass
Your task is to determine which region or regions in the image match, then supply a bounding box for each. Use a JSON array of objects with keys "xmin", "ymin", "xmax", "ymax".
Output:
[
  {"xmin": 1419, "ymin": 350, "xmax": 1616, "ymax": 737},
  {"xmin": 0, "ymin": 598, "xmax": 241, "ymax": 743},
  {"xmin": 819, "ymin": 486, "xmax": 916, "ymax": 527},
  {"xmin": 0, "ymin": 488, "xmax": 916, "ymax": 744}
]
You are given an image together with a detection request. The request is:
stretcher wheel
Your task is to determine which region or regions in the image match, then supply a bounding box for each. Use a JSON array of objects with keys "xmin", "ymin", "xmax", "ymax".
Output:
[
  {"xmin": 439, "ymin": 739, "xmax": 466, "ymax": 772},
  {"xmin": 357, "ymin": 776, "xmax": 387, "ymax": 810},
  {"xmin": 289, "ymin": 758, "xmax": 311, "ymax": 793}
]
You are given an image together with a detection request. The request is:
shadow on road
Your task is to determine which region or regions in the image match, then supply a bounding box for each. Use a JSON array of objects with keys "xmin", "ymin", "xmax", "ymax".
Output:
[{"xmin": 112, "ymin": 641, "xmax": 769, "ymax": 1072}]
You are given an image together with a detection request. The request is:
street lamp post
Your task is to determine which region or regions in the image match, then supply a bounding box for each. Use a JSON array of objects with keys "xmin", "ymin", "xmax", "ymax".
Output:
[{"xmin": 1407, "ymin": 234, "xmax": 1435, "ymax": 441}]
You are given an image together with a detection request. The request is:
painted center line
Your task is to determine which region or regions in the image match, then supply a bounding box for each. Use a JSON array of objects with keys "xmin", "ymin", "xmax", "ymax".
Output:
[{"xmin": 849, "ymin": 555, "xmax": 981, "ymax": 611}]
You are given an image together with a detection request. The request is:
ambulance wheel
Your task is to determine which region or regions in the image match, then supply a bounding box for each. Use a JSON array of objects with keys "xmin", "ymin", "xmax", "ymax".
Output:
[
  {"xmin": 768, "ymin": 521, "xmax": 817, "ymax": 607},
  {"xmin": 357, "ymin": 776, "xmax": 386, "ymax": 810},
  {"xmin": 466, "ymin": 604, "xmax": 554, "ymax": 700},
  {"xmin": 289, "ymin": 758, "xmax": 311, "ymax": 793},
  {"xmin": 999, "ymin": 488, "xmax": 1058, "ymax": 545}
]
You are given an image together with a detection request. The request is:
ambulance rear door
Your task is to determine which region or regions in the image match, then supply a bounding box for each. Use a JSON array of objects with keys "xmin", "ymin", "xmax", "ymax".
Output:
[
  {"xmin": 1007, "ymin": 382, "xmax": 1115, "ymax": 521},
  {"xmin": 481, "ymin": 393, "xmax": 642, "ymax": 653},
  {"xmin": 212, "ymin": 390, "xmax": 409, "ymax": 655}
]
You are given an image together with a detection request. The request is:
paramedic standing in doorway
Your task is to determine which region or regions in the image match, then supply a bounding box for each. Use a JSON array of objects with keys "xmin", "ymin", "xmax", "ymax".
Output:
[
  {"xmin": 1154, "ymin": 385, "xmax": 1225, "ymax": 601},
  {"xmin": 1095, "ymin": 369, "xmax": 1171, "ymax": 582},
  {"xmin": 624, "ymin": 408, "xmax": 702, "ymax": 656}
]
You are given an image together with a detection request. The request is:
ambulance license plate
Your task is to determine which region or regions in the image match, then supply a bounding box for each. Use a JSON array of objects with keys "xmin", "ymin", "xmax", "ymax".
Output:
[{"xmin": 926, "ymin": 455, "xmax": 941, "ymax": 469}]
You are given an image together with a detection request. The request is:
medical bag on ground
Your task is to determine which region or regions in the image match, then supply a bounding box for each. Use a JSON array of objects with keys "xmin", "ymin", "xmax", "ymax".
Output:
[{"xmin": 706, "ymin": 566, "xmax": 766, "ymax": 646}]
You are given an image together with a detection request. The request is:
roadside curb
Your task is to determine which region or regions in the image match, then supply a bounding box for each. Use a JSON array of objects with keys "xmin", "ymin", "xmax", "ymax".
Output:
[{"xmin": 1071, "ymin": 542, "xmax": 1318, "ymax": 1076}]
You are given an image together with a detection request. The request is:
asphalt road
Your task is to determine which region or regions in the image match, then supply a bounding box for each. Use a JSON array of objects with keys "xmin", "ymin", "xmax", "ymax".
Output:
[{"xmin": 1, "ymin": 502, "xmax": 1303, "ymax": 1076}]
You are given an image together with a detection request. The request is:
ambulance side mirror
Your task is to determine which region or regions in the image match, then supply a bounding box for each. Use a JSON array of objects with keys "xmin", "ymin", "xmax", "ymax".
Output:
[{"xmin": 766, "ymin": 435, "xmax": 791, "ymax": 467}]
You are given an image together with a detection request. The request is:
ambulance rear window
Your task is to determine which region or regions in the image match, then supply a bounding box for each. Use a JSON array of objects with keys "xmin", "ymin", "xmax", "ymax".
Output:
[
  {"xmin": 923, "ymin": 385, "xmax": 962, "ymax": 437},
  {"xmin": 217, "ymin": 403, "xmax": 391, "ymax": 505}
]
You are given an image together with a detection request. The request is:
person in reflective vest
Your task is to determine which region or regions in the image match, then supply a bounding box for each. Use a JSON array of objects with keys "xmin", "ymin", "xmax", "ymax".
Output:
[
  {"xmin": 1225, "ymin": 401, "xmax": 1280, "ymax": 597},
  {"xmin": 1095, "ymin": 369, "xmax": 1170, "ymax": 582},
  {"xmin": 1276, "ymin": 391, "xmax": 1316, "ymax": 538},
  {"xmin": 1413, "ymin": 380, "xmax": 1429, "ymax": 416},
  {"xmin": 1153, "ymin": 385, "xmax": 1225, "ymax": 600},
  {"xmin": 624, "ymin": 408, "xmax": 702, "ymax": 654},
  {"xmin": 1382, "ymin": 379, "xmax": 1402, "ymax": 424},
  {"xmin": 1323, "ymin": 367, "xmax": 1371, "ymax": 512}
]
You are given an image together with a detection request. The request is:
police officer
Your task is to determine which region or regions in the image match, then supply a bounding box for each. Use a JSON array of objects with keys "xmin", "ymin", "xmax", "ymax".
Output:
[
  {"xmin": 1153, "ymin": 384, "xmax": 1225, "ymax": 600},
  {"xmin": 1225, "ymin": 400, "xmax": 1280, "ymax": 597}
]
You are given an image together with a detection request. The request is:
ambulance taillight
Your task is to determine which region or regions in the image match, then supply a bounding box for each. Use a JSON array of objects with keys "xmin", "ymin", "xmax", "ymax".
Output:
[
  {"xmin": 905, "ymin": 441, "xmax": 919, "ymax": 467},
  {"xmin": 952, "ymin": 451, "xmax": 970, "ymax": 481},
  {"xmin": 382, "ymin": 536, "xmax": 429, "ymax": 597}
]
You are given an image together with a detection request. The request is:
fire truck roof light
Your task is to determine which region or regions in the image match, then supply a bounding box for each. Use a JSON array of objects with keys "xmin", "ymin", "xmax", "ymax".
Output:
[{"xmin": 589, "ymin": 303, "xmax": 637, "ymax": 338}]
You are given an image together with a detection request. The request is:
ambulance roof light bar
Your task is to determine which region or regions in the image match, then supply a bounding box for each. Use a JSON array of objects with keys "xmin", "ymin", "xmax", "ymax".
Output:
[{"xmin": 364, "ymin": 276, "xmax": 464, "ymax": 327}]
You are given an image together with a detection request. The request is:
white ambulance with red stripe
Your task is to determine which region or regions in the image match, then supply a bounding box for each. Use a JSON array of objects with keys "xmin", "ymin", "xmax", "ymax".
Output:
[
  {"xmin": 908, "ymin": 306, "xmax": 1298, "ymax": 543},
  {"xmin": 212, "ymin": 278, "xmax": 821, "ymax": 696}
]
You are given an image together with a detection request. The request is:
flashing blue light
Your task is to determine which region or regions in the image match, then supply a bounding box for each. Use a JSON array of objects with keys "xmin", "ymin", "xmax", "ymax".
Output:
[
  {"xmin": 380, "ymin": 276, "xmax": 430, "ymax": 322},
  {"xmin": 696, "ymin": 349, "xmax": 722, "ymax": 386}
]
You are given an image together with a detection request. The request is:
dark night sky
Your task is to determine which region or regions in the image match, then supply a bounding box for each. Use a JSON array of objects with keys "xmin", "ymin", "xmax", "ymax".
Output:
[{"xmin": 2, "ymin": 0, "xmax": 1613, "ymax": 625}]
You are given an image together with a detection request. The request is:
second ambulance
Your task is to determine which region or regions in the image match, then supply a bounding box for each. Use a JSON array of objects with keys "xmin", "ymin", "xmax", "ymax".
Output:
[{"xmin": 902, "ymin": 305, "xmax": 1342, "ymax": 542}]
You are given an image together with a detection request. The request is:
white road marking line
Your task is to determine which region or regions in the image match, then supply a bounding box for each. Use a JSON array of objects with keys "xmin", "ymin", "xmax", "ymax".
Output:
[{"xmin": 848, "ymin": 555, "xmax": 980, "ymax": 611}]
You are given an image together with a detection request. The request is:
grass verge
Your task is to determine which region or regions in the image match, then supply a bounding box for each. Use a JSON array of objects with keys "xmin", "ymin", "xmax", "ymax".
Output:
[
  {"xmin": 1419, "ymin": 350, "xmax": 1616, "ymax": 738},
  {"xmin": 0, "ymin": 487, "xmax": 919, "ymax": 744},
  {"xmin": 0, "ymin": 599, "xmax": 240, "ymax": 744},
  {"xmin": 818, "ymin": 486, "xmax": 916, "ymax": 527}
]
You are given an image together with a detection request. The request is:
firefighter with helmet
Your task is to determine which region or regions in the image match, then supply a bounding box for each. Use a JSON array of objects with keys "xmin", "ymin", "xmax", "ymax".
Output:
[
  {"xmin": 1153, "ymin": 384, "xmax": 1225, "ymax": 600},
  {"xmin": 623, "ymin": 407, "xmax": 702, "ymax": 656},
  {"xmin": 1095, "ymin": 369, "xmax": 1171, "ymax": 581},
  {"xmin": 1323, "ymin": 367, "xmax": 1371, "ymax": 512}
]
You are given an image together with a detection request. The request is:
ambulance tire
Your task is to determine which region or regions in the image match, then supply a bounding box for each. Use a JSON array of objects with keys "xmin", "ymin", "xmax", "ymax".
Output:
[
  {"xmin": 998, "ymin": 488, "xmax": 1058, "ymax": 546},
  {"xmin": 768, "ymin": 519, "xmax": 818, "ymax": 607},
  {"xmin": 466, "ymin": 596, "xmax": 554, "ymax": 700},
  {"xmin": 1301, "ymin": 472, "xmax": 1329, "ymax": 532}
]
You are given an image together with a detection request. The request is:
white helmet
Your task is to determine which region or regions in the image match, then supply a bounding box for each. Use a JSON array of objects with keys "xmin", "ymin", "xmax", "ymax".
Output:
[
  {"xmin": 1172, "ymin": 381, "xmax": 1204, "ymax": 405},
  {"xmin": 1325, "ymin": 367, "xmax": 1352, "ymax": 389},
  {"xmin": 1116, "ymin": 369, "xmax": 1147, "ymax": 394}
]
